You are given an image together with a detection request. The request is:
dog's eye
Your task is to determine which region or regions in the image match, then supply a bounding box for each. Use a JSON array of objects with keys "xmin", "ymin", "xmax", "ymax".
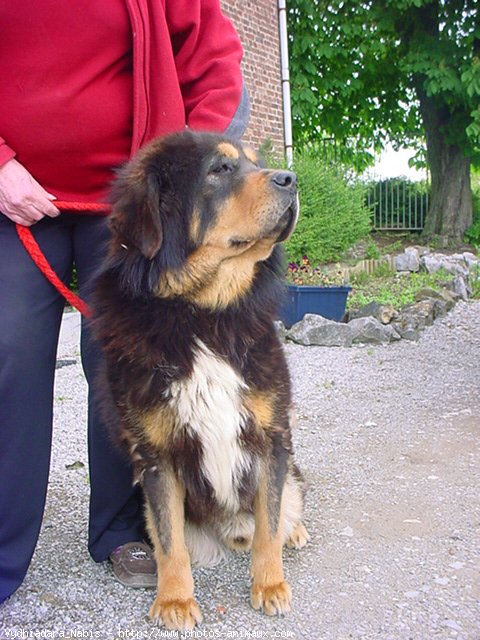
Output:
[
  {"xmin": 230, "ymin": 237, "xmax": 252, "ymax": 248},
  {"xmin": 210, "ymin": 161, "xmax": 234, "ymax": 175}
]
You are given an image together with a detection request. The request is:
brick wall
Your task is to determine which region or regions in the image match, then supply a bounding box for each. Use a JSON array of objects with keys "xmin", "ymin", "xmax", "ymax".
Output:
[{"xmin": 221, "ymin": 0, "xmax": 285, "ymax": 157}]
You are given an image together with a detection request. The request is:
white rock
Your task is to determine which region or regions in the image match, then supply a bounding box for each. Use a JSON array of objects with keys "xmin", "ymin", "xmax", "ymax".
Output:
[
  {"xmin": 463, "ymin": 251, "xmax": 479, "ymax": 268},
  {"xmin": 395, "ymin": 248, "xmax": 420, "ymax": 272},
  {"xmin": 422, "ymin": 255, "xmax": 443, "ymax": 274},
  {"xmin": 287, "ymin": 314, "xmax": 354, "ymax": 347},
  {"xmin": 349, "ymin": 316, "xmax": 401, "ymax": 344}
]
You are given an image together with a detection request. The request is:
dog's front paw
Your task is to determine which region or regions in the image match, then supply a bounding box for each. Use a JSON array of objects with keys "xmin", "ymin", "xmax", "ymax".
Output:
[
  {"xmin": 286, "ymin": 522, "xmax": 309, "ymax": 549},
  {"xmin": 149, "ymin": 597, "xmax": 203, "ymax": 630},
  {"xmin": 251, "ymin": 581, "xmax": 292, "ymax": 616}
]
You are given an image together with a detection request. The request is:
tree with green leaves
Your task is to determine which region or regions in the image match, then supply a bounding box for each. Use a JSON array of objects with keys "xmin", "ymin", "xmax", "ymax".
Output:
[{"xmin": 288, "ymin": 0, "xmax": 480, "ymax": 243}]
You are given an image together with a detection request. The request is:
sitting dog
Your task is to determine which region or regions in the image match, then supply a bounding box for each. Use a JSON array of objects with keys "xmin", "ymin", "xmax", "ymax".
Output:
[{"xmin": 93, "ymin": 131, "xmax": 308, "ymax": 630}]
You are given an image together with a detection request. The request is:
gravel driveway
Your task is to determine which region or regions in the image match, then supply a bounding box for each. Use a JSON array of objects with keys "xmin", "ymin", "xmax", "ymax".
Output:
[{"xmin": 1, "ymin": 301, "xmax": 479, "ymax": 640}]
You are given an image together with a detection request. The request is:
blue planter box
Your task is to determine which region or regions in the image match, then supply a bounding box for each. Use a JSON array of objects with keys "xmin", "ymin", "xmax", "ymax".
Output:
[{"xmin": 279, "ymin": 285, "xmax": 352, "ymax": 328}]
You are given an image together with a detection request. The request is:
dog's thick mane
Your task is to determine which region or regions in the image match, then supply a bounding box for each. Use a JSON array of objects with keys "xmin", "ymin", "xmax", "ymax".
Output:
[
  {"xmin": 93, "ymin": 244, "xmax": 287, "ymax": 380},
  {"xmin": 97, "ymin": 231, "xmax": 285, "ymax": 304}
]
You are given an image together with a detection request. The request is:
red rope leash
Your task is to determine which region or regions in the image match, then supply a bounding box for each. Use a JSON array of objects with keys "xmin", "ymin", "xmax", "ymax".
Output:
[{"xmin": 15, "ymin": 201, "xmax": 112, "ymax": 318}]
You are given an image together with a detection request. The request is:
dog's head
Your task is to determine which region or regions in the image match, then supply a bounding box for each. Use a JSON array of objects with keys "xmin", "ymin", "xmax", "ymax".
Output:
[{"xmin": 109, "ymin": 131, "xmax": 298, "ymax": 309}]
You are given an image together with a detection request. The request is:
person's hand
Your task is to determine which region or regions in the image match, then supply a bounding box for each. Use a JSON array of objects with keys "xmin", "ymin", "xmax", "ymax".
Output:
[{"xmin": 0, "ymin": 158, "xmax": 59, "ymax": 226}]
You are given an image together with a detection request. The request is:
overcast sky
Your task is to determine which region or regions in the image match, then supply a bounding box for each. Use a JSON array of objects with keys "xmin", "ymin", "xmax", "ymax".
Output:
[{"xmin": 370, "ymin": 145, "xmax": 428, "ymax": 181}]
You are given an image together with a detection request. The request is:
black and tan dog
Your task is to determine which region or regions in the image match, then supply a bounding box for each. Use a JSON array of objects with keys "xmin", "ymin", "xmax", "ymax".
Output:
[{"xmin": 93, "ymin": 131, "xmax": 308, "ymax": 630}]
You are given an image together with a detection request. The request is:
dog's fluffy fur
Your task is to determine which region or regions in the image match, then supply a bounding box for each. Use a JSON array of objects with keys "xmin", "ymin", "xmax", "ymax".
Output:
[{"xmin": 92, "ymin": 131, "xmax": 308, "ymax": 630}]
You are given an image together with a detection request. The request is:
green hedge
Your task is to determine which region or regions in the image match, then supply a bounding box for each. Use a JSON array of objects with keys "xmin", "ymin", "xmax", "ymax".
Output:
[{"xmin": 285, "ymin": 152, "xmax": 371, "ymax": 264}]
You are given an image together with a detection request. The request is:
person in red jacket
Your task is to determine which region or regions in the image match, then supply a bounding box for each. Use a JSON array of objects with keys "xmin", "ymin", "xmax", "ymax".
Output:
[{"xmin": 0, "ymin": 0, "xmax": 249, "ymax": 602}]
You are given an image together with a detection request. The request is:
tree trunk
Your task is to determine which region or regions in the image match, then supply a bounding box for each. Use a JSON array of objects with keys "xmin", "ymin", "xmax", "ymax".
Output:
[
  {"xmin": 405, "ymin": 2, "xmax": 473, "ymax": 245},
  {"xmin": 416, "ymin": 87, "xmax": 473, "ymax": 244},
  {"xmin": 422, "ymin": 146, "xmax": 472, "ymax": 244}
]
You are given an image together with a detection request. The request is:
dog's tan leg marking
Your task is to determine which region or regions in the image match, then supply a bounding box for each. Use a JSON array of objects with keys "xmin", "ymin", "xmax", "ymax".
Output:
[
  {"xmin": 250, "ymin": 473, "xmax": 292, "ymax": 616},
  {"xmin": 144, "ymin": 469, "xmax": 202, "ymax": 630},
  {"xmin": 285, "ymin": 522, "xmax": 309, "ymax": 549}
]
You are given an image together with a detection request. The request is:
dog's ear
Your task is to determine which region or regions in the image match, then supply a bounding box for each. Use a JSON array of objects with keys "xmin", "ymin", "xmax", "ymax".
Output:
[{"xmin": 110, "ymin": 171, "xmax": 163, "ymax": 260}]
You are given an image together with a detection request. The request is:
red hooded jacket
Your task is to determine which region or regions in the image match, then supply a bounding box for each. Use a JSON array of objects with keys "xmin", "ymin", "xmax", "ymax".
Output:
[{"xmin": 0, "ymin": 0, "xmax": 247, "ymax": 204}]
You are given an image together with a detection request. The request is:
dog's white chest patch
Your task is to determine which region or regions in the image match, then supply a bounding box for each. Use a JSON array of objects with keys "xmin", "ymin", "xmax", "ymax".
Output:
[{"xmin": 167, "ymin": 340, "xmax": 251, "ymax": 510}]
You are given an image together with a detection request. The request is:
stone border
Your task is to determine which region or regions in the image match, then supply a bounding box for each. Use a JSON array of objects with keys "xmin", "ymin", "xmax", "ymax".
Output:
[{"xmin": 278, "ymin": 249, "xmax": 479, "ymax": 346}]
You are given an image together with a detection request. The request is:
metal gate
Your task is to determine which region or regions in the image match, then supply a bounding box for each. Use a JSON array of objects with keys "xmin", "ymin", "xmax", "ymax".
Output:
[{"xmin": 366, "ymin": 178, "xmax": 429, "ymax": 231}]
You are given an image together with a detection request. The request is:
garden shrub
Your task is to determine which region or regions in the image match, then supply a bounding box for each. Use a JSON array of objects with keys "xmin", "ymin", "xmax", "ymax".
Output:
[
  {"xmin": 364, "ymin": 237, "xmax": 382, "ymax": 260},
  {"xmin": 285, "ymin": 152, "xmax": 371, "ymax": 265}
]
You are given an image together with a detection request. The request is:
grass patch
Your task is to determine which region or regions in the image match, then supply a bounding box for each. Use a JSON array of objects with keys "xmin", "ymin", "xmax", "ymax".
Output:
[
  {"xmin": 347, "ymin": 267, "xmax": 455, "ymax": 310},
  {"xmin": 380, "ymin": 239, "xmax": 404, "ymax": 254}
]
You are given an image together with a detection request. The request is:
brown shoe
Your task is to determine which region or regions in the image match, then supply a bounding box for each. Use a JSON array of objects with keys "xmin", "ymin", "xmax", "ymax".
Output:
[{"xmin": 109, "ymin": 541, "xmax": 157, "ymax": 588}]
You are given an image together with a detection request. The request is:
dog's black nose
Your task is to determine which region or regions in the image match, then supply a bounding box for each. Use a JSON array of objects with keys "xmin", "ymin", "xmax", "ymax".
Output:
[{"xmin": 271, "ymin": 170, "xmax": 297, "ymax": 190}]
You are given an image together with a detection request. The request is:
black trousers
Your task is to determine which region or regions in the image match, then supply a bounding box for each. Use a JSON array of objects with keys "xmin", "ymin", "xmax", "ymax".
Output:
[{"xmin": 0, "ymin": 213, "xmax": 144, "ymax": 603}]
